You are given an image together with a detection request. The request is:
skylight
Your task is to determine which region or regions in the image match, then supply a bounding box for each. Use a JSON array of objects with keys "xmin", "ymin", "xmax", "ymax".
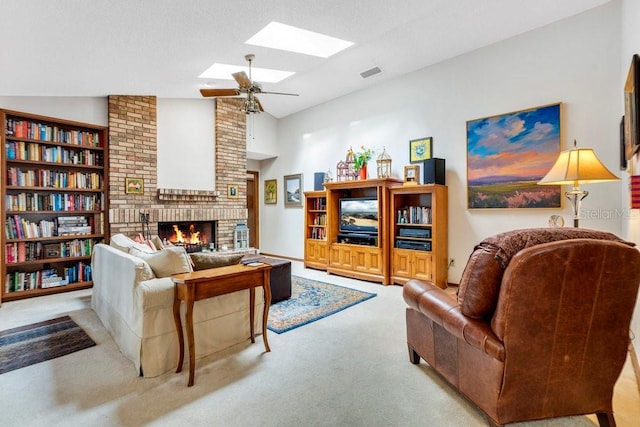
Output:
[
  {"xmin": 198, "ymin": 63, "xmax": 294, "ymax": 83},
  {"xmin": 245, "ymin": 22, "xmax": 354, "ymax": 58}
]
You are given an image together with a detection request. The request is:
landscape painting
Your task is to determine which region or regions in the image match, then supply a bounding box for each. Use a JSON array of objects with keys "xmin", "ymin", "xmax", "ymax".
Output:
[
  {"xmin": 467, "ymin": 103, "xmax": 562, "ymax": 209},
  {"xmin": 284, "ymin": 173, "xmax": 302, "ymax": 207}
]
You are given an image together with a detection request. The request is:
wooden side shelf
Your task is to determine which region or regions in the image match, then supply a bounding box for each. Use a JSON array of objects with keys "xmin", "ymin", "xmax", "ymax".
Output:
[
  {"xmin": 390, "ymin": 184, "xmax": 448, "ymax": 288},
  {"xmin": 304, "ymin": 190, "xmax": 328, "ymax": 270}
]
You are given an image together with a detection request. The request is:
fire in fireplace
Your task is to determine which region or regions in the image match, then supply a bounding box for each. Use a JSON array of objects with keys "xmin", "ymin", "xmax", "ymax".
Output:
[{"xmin": 158, "ymin": 221, "xmax": 217, "ymax": 253}]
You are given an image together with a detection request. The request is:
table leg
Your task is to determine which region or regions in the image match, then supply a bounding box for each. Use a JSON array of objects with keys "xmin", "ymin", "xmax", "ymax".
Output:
[
  {"xmin": 173, "ymin": 286, "xmax": 184, "ymax": 373},
  {"xmin": 185, "ymin": 293, "xmax": 196, "ymax": 387},
  {"xmin": 249, "ymin": 288, "xmax": 255, "ymax": 343},
  {"xmin": 262, "ymin": 269, "xmax": 271, "ymax": 353}
]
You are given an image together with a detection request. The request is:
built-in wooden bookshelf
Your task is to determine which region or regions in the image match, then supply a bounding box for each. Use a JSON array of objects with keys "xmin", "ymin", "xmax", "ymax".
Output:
[
  {"xmin": 304, "ymin": 190, "xmax": 328, "ymax": 270},
  {"xmin": 1, "ymin": 109, "xmax": 109, "ymax": 302}
]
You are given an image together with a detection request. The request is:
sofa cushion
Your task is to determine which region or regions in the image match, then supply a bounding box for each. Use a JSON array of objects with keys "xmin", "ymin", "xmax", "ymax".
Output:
[
  {"xmin": 150, "ymin": 235, "xmax": 165, "ymax": 251},
  {"xmin": 129, "ymin": 246, "xmax": 193, "ymax": 278},
  {"xmin": 190, "ymin": 252, "xmax": 244, "ymax": 271},
  {"xmin": 110, "ymin": 233, "xmax": 157, "ymax": 254},
  {"xmin": 457, "ymin": 228, "xmax": 634, "ymax": 319}
]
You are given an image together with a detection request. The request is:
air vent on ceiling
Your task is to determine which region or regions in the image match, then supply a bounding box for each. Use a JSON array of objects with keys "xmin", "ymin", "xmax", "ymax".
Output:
[{"xmin": 360, "ymin": 66, "xmax": 382, "ymax": 79}]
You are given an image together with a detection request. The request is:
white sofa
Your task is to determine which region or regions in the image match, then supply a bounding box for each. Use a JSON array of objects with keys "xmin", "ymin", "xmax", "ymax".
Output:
[{"xmin": 91, "ymin": 237, "xmax": 264, "ymax": 378}]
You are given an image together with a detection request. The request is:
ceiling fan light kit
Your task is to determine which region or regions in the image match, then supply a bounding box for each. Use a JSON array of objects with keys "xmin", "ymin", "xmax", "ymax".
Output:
[{"xmin": 200, "ymin": 54, "xmax": 298, "ymax": 114}]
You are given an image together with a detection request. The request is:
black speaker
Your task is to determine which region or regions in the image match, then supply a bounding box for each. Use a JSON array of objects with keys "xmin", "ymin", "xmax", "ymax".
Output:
[
  {"xmin": 423, "ymin": 158, "xmax": 445, "ymax": 185},
  {"xmin": 314, "ymin": 172, "xmax": 326, "ymax": 191}
]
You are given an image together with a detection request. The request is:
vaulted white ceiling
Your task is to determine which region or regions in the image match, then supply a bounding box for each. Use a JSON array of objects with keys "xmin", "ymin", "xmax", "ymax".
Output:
[{"xmin": 0, "ymin": 0, "xmax": 611, "ymax": 118}]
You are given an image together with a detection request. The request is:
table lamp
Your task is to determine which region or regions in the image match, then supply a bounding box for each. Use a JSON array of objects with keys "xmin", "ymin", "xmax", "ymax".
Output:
[{"xmin": 538, "ymin": 140, "xmax": 619, "ymax": 227}]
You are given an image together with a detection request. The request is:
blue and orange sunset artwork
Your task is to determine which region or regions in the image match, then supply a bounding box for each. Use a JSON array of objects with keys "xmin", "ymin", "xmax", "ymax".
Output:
[{"xmin": 467, "ymin": 103, "xmax": 562, "ymax": 208}]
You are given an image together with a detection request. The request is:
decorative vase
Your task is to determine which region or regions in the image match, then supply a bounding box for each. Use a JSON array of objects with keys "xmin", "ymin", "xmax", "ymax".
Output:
[{"xmin": 359, "ymin": 163, "xmax": 368, "ymax": 180}]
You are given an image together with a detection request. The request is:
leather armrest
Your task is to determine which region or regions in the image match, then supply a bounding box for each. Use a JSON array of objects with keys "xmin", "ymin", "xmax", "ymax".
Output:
[{"xmin": 403, "ymin": 279, "xmax": 504, "ymax": 361}]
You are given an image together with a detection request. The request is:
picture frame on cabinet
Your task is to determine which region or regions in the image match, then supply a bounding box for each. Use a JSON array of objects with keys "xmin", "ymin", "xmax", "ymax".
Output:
[
  {"xmin": 264, "ymin": 179, "xmax": 277, "ymax": 204},
  {"xmin": 404, "ymin": 165, "xmax": 419, "ymax": 185},
  {"xmin": 284, "ymin": 174, "xmax": 303, "ymax": 207},
  {"xmin": 125, "ymin": 177, "xmax": 144, "ymax": 194},
  {"xmin": 410, "ymin": 137, "xmax": 432, "ymax": 163}
]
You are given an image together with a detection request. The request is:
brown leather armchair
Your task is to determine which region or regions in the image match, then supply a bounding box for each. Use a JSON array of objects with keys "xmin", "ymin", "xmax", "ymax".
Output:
[{"xmin": 403, "ymin": 228, "xmax": 640, "ymax": 427}]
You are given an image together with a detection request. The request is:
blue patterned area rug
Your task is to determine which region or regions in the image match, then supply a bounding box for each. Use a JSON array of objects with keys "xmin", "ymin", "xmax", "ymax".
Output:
[{"xmin": 267, "ymin": 276, "xmax": 376, "ymax": 334}]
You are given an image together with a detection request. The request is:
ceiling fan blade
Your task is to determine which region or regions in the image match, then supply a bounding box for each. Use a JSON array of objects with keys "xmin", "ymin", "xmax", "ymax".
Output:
[
  {"xmin": 232, "ymin": 71, "xmax": 252, "ymax": 89},
  {"xmin": 255, "ymin": 97, "xmax": 264, "ymax": 112},
  {"xmin": 200, "ymin": 88, "xmax": 240, "ymax": 97},
  {"xmin": 260, "ymin": 91, "xmax": 299, "ymax": 96}
]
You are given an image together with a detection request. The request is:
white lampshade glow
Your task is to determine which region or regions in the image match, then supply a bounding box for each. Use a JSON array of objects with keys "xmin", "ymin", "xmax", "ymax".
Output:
[
  {"xmin": 538, "ymin": 140, "xmax": 619, "ymax": 227},
  {"xmin": 538, "ymin": 147, "xmax": 619, "ymax": 185}
]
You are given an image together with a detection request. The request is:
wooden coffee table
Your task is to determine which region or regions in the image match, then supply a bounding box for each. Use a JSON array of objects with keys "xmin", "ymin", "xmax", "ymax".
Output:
[{"xmin": 172, "ymin": 263, "xmax": 272, "ymax": 386}]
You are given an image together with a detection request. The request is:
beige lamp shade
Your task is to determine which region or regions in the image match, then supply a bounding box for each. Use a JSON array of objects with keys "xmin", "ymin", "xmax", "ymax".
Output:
[{"xmin": 538, "ymin": 147, "xmax": 619, "ymax": 186}]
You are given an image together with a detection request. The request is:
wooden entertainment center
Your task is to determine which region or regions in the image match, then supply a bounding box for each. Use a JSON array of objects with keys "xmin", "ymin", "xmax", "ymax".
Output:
[{"xmin": 304, "ymin": 178, "xmax": 448, "ymax": 288}]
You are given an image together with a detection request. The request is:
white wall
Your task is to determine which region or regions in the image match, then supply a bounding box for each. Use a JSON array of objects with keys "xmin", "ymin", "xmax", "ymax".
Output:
[
  {"xmin": 0, "ymin": 96, "xmax": 107, "ymax": 126},
  {"xmin": 156, "ymin": 98, "xmax": 215, "ymax": 190},
  {"xmin": 247, "ymin": 112, "xmax": 278, "ymax": 160},
  {"xmin": 621, "ymin": 0, "xmax": 640, "ymax": 364},
  {"xmin": 260, "ymin": 2, "xmax": 622, "ymax": 284},
  {"xmin": 0, "ymin": 97, "xmax": 220, "ymax": 191}
]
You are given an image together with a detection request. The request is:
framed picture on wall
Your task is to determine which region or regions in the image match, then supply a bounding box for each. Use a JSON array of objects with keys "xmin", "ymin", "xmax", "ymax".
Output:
[
  {"xmin": 125, "ymin": 177, "xmax": 144, "ymax": 194},
  {"xmin": 284, "ymin": 174, "xmax": 303, "ymax": 207},
  {"xmin": 264, "ymin": 179, "xmax": 277, "ymax": 204},
  {"xmin": 227, "ymin": 184, "xmax": 239, "ymax": 199},
  {"xmin": 466, "ymin": 103, "xmax": 562, "ymax": 209},
  {"xmin": 624, "ymin": 54, "xmax": 640, "ymax": 161}
]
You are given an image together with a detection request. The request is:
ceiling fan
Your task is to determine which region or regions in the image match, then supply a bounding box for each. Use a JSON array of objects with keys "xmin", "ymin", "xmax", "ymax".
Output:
[{"xmin": 200, "ymin": 54, "xmax": 298, "ymax": 114}]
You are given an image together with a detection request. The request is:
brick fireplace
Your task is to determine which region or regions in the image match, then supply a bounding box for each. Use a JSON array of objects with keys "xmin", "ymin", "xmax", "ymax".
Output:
[{"xmin": 107, "ymin": 96, "xmax": 247, "ymax": 249}]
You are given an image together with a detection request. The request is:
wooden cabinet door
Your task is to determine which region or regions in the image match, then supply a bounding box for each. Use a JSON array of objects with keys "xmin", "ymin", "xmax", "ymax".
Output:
[
  {"xmin": 412, "ymin": 251, "xmax": 433, "ymax": 281},
  {"xmin": 392, "ymin": 249, "xmax": 412, "ymax": 277},
  {"xmin": 306, "ymin": 240, "xmax": 318, "ymax": 263},
  {"xmin": 317, "ymin": 241, "xmax": 328, "ymax": 264},
  {"xmin": 330, "ymin": 244, "xmax": 355, "ymax": 269},
  {"xmin": 352, "ymin": 246, "xmax": 378, "ymax": 274}
]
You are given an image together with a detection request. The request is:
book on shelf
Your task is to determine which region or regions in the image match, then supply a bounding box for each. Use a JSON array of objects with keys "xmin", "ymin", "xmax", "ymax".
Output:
[{"xmin": 397, "ymin": 206, "xmax": 432, "ymax": 224}]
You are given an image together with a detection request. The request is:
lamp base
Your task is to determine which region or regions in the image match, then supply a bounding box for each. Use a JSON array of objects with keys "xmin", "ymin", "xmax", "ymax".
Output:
[{"xmin": 565, "ymin": 188, "xmax": 588, "ymax": 228}]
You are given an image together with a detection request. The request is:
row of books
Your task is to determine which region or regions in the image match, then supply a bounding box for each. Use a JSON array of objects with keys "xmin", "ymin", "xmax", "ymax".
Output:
[
  {"xmin": 6, "ymin": 167, "xmax": 102, "ymax": 189},
  {"xmin": 6, "ymin": 118, "xmax": 102, "ymax": 147},
  {"xmin": 397, "ymin": 206, "xmax": 432, "ymax": 225},
  {"xmin": 5, "ymin": 215, "xmax": 94, "ymax": 239},
  {"xmin": 57, "ymin": 216, "xmax": 91, "ymax": 236},
  {"xmin": 310, "ymin": 226, "xmax": 327, "ymax": 240},
  {"xmin": 4, "ymin": 238, "xmax": 95, "ymax": 263},
  {"xmin": 312, "ymin": 213, "xmax": 326, "ymax": 226},
  {"xmin": 6, "ymin": 141, "xmax": 103, "ymax": 165},
  {"xmin": 310, "ymin": 197, "xmax": 326, "ymax": 210},
  {"xmin": 5, "ymin": 192, "xmax": 102, "ymax": 212},
  {"xmin": 4, "ymin": 262, "xmax": 92, "ymax": 293}
]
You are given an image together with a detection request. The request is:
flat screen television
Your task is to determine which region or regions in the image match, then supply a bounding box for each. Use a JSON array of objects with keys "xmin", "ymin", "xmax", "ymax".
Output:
[{"xmin": 339, "ymin": 197, "xmax": 379, "ymax": 234}]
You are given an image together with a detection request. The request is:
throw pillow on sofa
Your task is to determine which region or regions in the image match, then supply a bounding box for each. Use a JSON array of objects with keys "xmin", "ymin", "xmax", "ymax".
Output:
[
  {"xmin": 110, "ymin": 233, "xmax": 157, "ymax": 254},
  {"xmin": 129, "ymin": 246, "xmax": 193, "ymax": 278},
  {"xmin": 189, "ymin": 252, "xmax": 244, "ymax": 271}
]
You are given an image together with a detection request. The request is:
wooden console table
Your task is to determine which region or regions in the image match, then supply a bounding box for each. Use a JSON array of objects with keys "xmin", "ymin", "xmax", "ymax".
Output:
[{"xmin": 172, "ymin": 263, "xmax": 272, "ymax": 386}]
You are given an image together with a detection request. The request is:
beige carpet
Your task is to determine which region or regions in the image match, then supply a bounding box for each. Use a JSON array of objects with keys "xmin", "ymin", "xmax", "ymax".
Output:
[{"xmin": 0, "ymin": 261, "xmax": 638, "ymax": 427}]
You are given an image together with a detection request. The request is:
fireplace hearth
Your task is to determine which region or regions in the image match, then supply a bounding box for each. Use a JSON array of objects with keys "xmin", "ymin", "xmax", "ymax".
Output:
[{"xmin": 158, "ymin": 221, "xmax": 217, "ymax": 253}]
